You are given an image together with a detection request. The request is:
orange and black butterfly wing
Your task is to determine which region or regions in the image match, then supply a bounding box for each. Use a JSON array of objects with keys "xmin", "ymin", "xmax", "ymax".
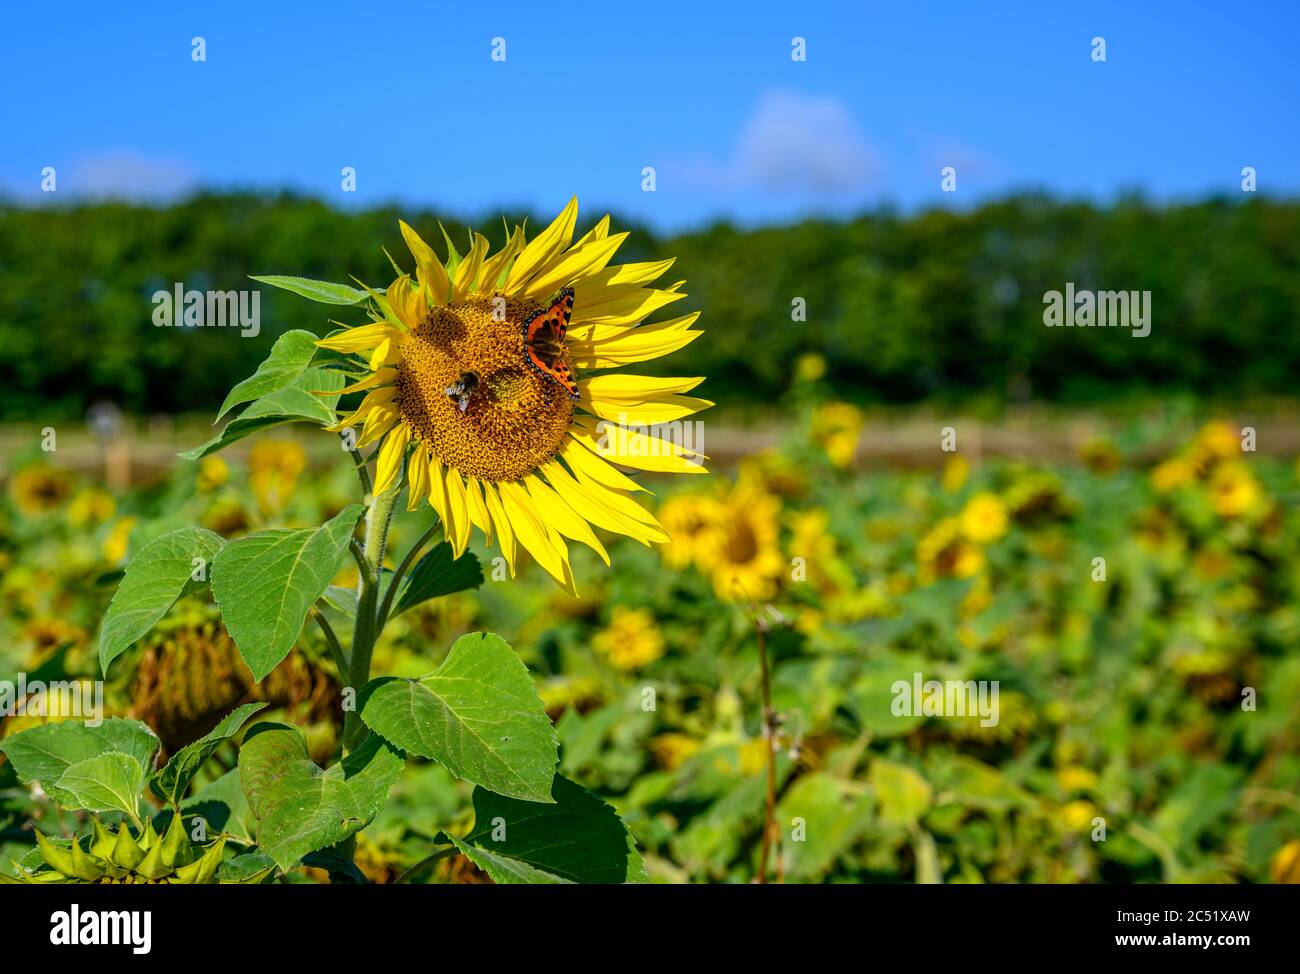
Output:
[{"xmin": 523, "ymin": 288, "xmax": 579, "ymax": 399}]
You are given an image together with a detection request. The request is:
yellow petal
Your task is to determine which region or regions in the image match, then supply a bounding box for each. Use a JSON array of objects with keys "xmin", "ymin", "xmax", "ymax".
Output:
[
  {"xmin": 573, "ymin": 214, "xmax": 610, "ymax": 247},
  {"xmin": 425, "ymin": 451, "xmax": 450, "ymax": 532},
  {"xmin": 481, "ymin": 481, "xmax": 517, "ymax": 576},
  {"xmin": 525, "ymin": 474, "xmax": 609, "ymax": 565},
  {"xmin": 320, "ymin": 368, "xmax": 395, "ymax": 396},
  {"xmin": 373, "ymin": 423, "xmax": 410, "ymax": 496},
  {"xmin": 582, "ymin": 394, "xmax": 713, "ymax": 424},
  {"xmin": 368, "ymin": 338, "xmax": 392, "ymax": 371},
  {"xmin": 354, "ymin": 403, "xmax": 399, "ymax": 449},
  {"xmin": 452, "ymin": 232, "xmax": 489, "ymax": 302},
  {"xmin": 523, "ymin": 232, "xmax": 629, "ymax": 301},
  {"xmin": 506, "ymin": 196, "xmax": 578, "ymax": 291},
  {"xmin": 444, "ymin": 467, "xmax": 471, "ymax": 558},
  {"xmin": 477, "ymin": 224, "xmax": 525, "ymax": 293},
  {"xmin": 406, "ymin": 442, "xmax": 430, "ymax": 512},
  {"xmin": 325, "ymin": 386, "xmax": 396, "ymax": 432},
  {"xmin": 386, "ymin": 275, "xmax": 424, "ymax": 328},
  {"xmin": 464, "ymin": 476, "xmax": 494, "ymax": 545},
  {"xmin": 570, "ymin": 284, "xmax": 687, "ymax": 328},
  {"xmin": 498, "ymin": 481, "xmax": 573, "ymax": 592},
  {"xmin": 560, "ymin": 436, "xmax": 647, "ymax": 493},
  {"xmin": 315, "ymin": 322, "xmax": 403, "ymax": 354},
  {"xmin": 570, "ymin": 316, "xmax": 703, "ymax": 369},
  {"xmin": 540, "ymin": 459, "xmax": 668, "ymax": 545},
  {"xmin": 569, "ymin": 415, "xmax": 708, "ymax": 475},
  {"xmin": 399, "ymin": 220, "xmax": 450, "ymax": 305}
]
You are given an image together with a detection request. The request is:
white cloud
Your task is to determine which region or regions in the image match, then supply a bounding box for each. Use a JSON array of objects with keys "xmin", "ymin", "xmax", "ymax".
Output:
[
  {"xmin": 68, "ymin": 151, "xmax": 198, "ymax": 201},
  {"xmin": 683, "ymin": 90, "xmax": 879, "ymax": 196}
]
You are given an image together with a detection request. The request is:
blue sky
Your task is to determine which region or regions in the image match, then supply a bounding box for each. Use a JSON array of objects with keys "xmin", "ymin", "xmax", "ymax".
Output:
[{"xmin": 3, "ymin": 0, "xmax": 1297, "ymax": 230}]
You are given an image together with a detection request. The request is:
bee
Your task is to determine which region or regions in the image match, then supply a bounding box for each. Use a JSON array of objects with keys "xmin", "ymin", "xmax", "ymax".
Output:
[{"xmin": 444, "ymin": 370, "xmax": 480, "ymax": 413}]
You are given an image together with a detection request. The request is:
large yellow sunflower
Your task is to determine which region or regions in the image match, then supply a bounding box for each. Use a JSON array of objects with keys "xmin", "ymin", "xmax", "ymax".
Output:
[{"xmin": 318, "ymin": 198, "xmax": 709, "ymax": 594}]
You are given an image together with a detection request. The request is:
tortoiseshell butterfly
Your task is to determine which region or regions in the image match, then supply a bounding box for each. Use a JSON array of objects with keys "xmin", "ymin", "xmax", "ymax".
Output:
[
  {"xmin": 523, "ymin": 287, "xmax": 579, "ymax": 399},
  {"xmin": 444, "ymin": 370, "xmax": 479, "ymax": 412}
]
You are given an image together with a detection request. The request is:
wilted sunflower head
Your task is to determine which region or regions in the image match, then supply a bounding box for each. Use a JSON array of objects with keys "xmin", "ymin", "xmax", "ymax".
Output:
[{"xmin": 318, "ymin": 198, "xmax": 710, "ymax": 594}]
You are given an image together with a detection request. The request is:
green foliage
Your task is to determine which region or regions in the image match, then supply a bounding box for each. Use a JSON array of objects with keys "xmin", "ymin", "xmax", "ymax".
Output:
[
  {"xmin": 445, "ymin": 776, "xmax": 647, "ymax": 884},
  {"xmin": 210, "ymin": 503, "xmax": 364, "ymax": 680},
  {"xmin": 358, "ymin": 633, "xmax": 558, "ymax": 803},
  {"xmin": 0, "ymin": 719, "xmax": 159, "ymax": 811},
  {"xmin": 97, "ymin": 527, "xmax": 225, "ymax": 673},
  {"xmin": 150, "ymin": 701, "xmax": 268, "ymax": 806},
  {"xmin": 5, "ymin": 193, "xmax": 1300, "ymax": 419},
  {"xmin": 238, "ymin": 722, "xmax": 404, "ymax": 871}
]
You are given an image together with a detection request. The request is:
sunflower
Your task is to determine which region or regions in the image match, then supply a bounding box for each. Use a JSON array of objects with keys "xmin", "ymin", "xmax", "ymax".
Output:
[
  {"xmin": 707, "ymin": 484, "xmax": 784, "ymax": 602},
  {"xmin": 657, "ymin": 493, "xmax": 725, "ymax": 569},
  {"xmin": 592, "ymin": 605, "xmax": 667, "ymax": 672},
  {"xmin": 959, "ymin": 492, "xmax": 1008, "ymax": 543},
  {"xmin": 318, "ymin": 198, "xmax": 708, "ymax": 594}
]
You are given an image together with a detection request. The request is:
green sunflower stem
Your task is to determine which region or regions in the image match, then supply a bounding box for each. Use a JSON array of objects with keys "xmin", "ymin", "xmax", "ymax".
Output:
[{"xmin": 344, "ymin": 484, "xmax": 400, "ymax": 752}]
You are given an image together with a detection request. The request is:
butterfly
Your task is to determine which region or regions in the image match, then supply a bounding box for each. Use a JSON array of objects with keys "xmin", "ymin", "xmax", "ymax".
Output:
[
  {"xmin": 523, "ymin": 287, "xmax": 579, "ymax": 399},
  {"xmin": 444, "ymin": 370, "xmax": 479, "ymax": 413}
]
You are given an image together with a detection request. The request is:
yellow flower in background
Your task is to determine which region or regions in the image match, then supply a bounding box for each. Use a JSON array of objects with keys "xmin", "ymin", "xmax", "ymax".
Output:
[
  {"xmin": 1151, "ymin": 456, "xmax": 1195, "ymax": 493},
  {"xmin": 810, "ymin": 401, "xmax": 863, "ymax": 468},
  {"xmin": 738, "ymin": 737, "xmax": 771, "ymax": 776},
  {"xmin": 1057, "ymin": 800, "xmax": 1098, "ymax": 832},
  {"xmin": 941, "ymin": 455, "xmax": 969, "ymax": 493},
  {"xmin": 1192, "ymin": 419, "xmax": 1241, "ymax": 465},
  {"xmin": 1079, "ymin": 438, "xmax": 1121, "ymax": 474},
  {"xmin": 1208, "ymin": 462, "xmax": 1261, "ymax": 518},
  {"xmin": 708, "ymin": 485, "xmax": 784, "ymax": 602},
  {"xmin": 23, "ymin": 617, "xmax": 87, "ymax": 667},
  {"xmin": 197, "ymin": 455, "xmax": 229, "ymax": 492},
  {"xmin": 249, "ymin": 438, "xmax": 307, "ymax": 512},
  {"xmin": 917, "ymin": 517, "xmax": 984, "ymax": 583},
  {"xmin": 1057, "ymin": 767, "xmax": 1098, "ymax": 793},
  {"xmin": 592, "ymin": 606, "xmax": 666, "ymax": 672},
  {"xmin": 1271, "ymin": 840, "xmax": 1300, "ymax": 884},
  {"xmin": 959, "ymin": 492, "xmax": 1008, "ymax": 543},
  {"xmin": 102, "ymin": 516, "xmax": 136, "ymax": 563},
  {"xmin": 657, "ymin": 493, "xmax": 725, "ymax": 569},
  {"xmin": 795, "ymin": 352, "xmax": 826, "ymax": 383},
  {"xmin": 318, "ymin": 198, "xmax": 708, "ymax": 595},
  {"xmin": 10, "ymin": 465, "xmax": 73, "ymax": 515},
  {"xmin": 649, "ymin": 732, "xmax": 701, "ymax": 771},
  {"xmin": 66, "ymin": 487, "xmax": 115, "ymax": 528}
]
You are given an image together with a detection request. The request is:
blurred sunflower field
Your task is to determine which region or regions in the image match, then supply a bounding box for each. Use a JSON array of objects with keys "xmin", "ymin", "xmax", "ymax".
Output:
[{"xmin": 4, "ymin": 385, "xmax": 1298, "ymax": 883}]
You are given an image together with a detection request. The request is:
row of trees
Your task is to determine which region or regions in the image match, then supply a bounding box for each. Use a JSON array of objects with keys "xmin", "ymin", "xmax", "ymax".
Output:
[{"xmin": 1, "ymin": 193, "xmax": 1297, "ymax": 419}]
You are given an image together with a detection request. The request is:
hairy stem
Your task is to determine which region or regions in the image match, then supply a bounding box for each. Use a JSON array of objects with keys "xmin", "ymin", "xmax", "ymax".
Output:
[
  {"xmin": 375, "ymin": 519, "xmax": 441, "ymax": 633},
  {"xmin": 343, "ymin": 484, "xmax": 400, "ymax": 752},
  {"xmin": 755, "ymin": 618, "xmax": 778, "ymax": 884}
]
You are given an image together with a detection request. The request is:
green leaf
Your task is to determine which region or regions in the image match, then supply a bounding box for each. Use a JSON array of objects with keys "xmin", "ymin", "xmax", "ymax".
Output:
[
  {"xmin": 179, "ymin": 368, "xmax": 344, "ymax": 460},
  {"xmin": 215, "ymin": 329, "xmax": 321, "ymax": 422},
  {"xmin": 53, "ymin": 752, "xmax": 146, "ymax": 819},
  {"xmin": 869, "ymin": 759, "xmax": 933, "ymax": 828},
  {"xmin": 238, "ymin": 722, "xmax": 404, "ymax": 871},
  {"xmin": 212, "ymin": 504, "xmax": 364, "ymax": 681},
  {"xmin": 358, "ymin": 632, "xmax": 557, "ymax": 802},
  {"xmin": 182, "ymin": 769, "xmax": 257, "ymax": 845},
  {"xmin": 447, "ymin": 776, "xmax": 646, "ymax": 884},
  {"xmin": 774, "ymin": 774, "xmax": 873, "ymax": 881},
  {"xmin": 390, "ymin": 542, "xmax": 483, "ymax": 616},
  {"xmin": 150, "ymin": 702, "xmax": 268, "ymax": 806},
  {"xmin": 97, "ymin": 527, "xmax": 226, "ymax": 674},
  {"xmin": 217, "ymin": 852, "xmax": 277, "ymax": 884},
  {"xmin": 0, "ymin": 719, "xmax": 159, "ymax": 807},
  {"xmin": 249, "ymin": 275, "xmax": 372, "ymax": 306}
]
